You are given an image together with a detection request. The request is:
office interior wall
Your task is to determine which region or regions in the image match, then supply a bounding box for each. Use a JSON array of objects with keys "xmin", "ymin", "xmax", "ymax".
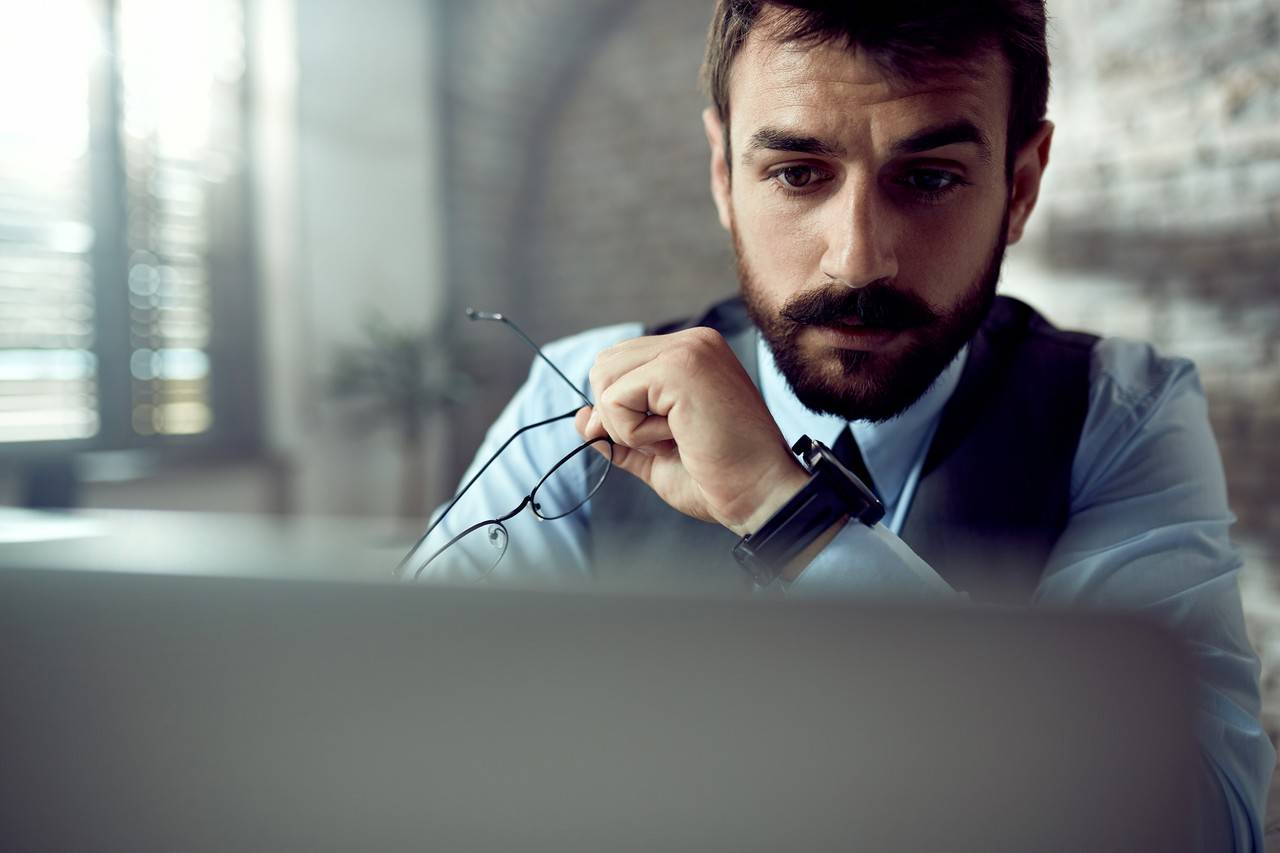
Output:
[{"xmin": 33, "ymin": 1, "xmax": 1275, "ymax": 547}]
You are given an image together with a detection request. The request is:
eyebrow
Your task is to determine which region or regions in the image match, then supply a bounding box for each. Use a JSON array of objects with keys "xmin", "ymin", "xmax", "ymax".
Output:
[
  {"xmin": 890, "ymin": 119, "xmax": 993, "ymax": 164},
  {"xmin": 743, "ymin": 118, "xmax": 993, "ymax": 165},
  {"xmin": 744, "ymin": 128, "xmax": 846, "ymax": 159}
]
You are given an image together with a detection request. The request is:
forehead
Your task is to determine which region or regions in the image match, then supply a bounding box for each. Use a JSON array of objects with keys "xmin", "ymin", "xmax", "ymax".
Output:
[{"xmin": 727, "ymin": 25, "xmax": 1011, "ymax": 159}]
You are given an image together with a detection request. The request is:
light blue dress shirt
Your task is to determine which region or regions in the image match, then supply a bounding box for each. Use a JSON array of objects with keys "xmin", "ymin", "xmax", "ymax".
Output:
[{"xmin": 416, "ymin": 316, "xmax": 1274, "ymax": 851}]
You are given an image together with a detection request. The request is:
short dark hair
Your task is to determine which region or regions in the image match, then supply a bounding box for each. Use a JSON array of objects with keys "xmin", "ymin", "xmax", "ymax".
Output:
[{"xmin": 702, "ymin": 0, "xmax": 1050, "ymax": 175}]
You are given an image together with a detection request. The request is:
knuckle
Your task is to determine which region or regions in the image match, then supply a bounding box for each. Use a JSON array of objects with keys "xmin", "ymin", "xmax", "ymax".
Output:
[
  {"xmin": 686, "ymin": 326, "xmax": 724, "ymax": 349},
  {"xmin": 667, "ymin": 327, "xmax": 726, "ymax": 369},
  {"xmin": 597, "ymin": 390, "xmax": 641, "ymax": 443},
  {"xmin": 587, "ymin": 363, "xmax": 607, "ymax": 393}
]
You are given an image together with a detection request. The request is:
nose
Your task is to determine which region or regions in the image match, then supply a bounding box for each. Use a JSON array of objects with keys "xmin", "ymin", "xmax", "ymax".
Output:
[{"xmin": 819, "ymin": 176, "xmax": 898, "ymax": 288}]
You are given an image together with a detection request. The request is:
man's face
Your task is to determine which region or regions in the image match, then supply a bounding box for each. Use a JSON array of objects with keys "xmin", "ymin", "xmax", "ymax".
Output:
[{"xmin": 706, "ymin": 22, "xmax": 1041, "ymax": 423}]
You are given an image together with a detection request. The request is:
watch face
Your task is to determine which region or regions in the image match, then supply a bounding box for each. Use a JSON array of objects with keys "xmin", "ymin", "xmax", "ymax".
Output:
[
  {"xmin": 813, "ymin": 452, "xmax": 886, "ymax": 526},
  {"xmin": 735, "ymin": 436, "xmax": 883, "ymax": 583}
]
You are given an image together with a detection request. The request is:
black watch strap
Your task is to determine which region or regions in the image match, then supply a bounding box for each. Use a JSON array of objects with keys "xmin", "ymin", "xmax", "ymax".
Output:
[{"xmin": 732, "ymin": 435, "xmax": 885, "ymax": 586}]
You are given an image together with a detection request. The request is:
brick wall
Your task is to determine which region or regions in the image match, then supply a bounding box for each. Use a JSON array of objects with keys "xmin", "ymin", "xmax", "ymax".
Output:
[{"xmin": 1025, "ymin": 0, "xmax": 1280, "ymax": 561}]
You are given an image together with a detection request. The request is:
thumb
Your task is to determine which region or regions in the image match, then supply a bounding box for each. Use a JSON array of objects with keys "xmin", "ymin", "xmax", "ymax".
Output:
[{"xmin": 573, "ymin": 405, "xmax": 595, "ymax": 439}]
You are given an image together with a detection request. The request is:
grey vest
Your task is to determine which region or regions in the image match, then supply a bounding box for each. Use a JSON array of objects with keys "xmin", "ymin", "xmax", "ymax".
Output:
[{"xmin": 589, "ymin": 295, "xmax": 1098, "ymax": 604}]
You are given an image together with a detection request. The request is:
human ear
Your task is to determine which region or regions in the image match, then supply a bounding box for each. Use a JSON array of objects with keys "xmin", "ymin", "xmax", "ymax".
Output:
[
  {"xmin": 1005, "ymin": 120, "xmax": 1054, "ymax": 245},
  {"xmin": 702, "ymin": 107, "xmax": 733, "ymax": 232}
]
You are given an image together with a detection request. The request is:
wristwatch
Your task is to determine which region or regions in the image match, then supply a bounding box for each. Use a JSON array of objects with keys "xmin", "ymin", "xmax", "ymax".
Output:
[{"xmin": 732, "ymin": 434, "xmax": 885, "ymax": 586}]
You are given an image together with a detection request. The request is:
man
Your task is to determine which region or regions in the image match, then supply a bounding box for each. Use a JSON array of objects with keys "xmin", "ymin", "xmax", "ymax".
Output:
[{"xmin": 416, "ymin": 2, "xmax": 1273, "ymax": 848}]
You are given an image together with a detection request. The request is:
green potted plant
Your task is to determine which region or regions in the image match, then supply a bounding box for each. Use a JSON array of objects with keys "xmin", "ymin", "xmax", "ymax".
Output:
[{"xmin": 329, "ymin": 313, "xmax": 471, "ymax": 526}]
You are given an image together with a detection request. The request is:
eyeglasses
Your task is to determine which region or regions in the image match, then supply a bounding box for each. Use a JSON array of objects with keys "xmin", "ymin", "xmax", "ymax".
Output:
[{"xmin": 395, "ymin": 309, "xmax": 614, "ymax": 581}]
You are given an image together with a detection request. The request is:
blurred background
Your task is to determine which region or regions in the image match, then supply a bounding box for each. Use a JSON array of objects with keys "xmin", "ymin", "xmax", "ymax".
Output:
[{"xmin": 1, "ymin": 0, "xmax": 1278, "ymax": 746}]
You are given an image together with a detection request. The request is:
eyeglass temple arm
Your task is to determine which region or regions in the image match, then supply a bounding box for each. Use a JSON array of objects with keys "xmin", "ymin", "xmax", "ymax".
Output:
[
  {"xmin": 393, "ymin": 408, "xmax": 580, "ymax": 580},
  {"xmin": 466, "ymin": 308, "xmax": 593, "ymax": 407}
]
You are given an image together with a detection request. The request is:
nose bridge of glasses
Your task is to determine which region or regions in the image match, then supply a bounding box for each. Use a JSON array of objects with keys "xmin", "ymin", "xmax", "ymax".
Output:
[{"xmin": 410, "ymin": 439, "xmax": 613, "ymax": 579}]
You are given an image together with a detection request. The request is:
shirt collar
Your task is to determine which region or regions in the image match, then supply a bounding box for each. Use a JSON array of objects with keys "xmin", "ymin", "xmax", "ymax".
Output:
[{"xmin": 756, "ymin": 332, "xmax": 969, "ymax": 511}]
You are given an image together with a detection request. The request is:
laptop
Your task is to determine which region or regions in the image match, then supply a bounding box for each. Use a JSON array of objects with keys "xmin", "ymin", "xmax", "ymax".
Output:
[{"xmin": 0, "ymin": 567, "xmax": 1198, "ymax": 852}]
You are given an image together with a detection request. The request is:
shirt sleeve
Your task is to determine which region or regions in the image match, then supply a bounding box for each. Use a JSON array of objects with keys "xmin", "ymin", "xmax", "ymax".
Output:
[
  {"xmin": 786, "ymin": 337, "xmax": 1274, "ymax": 852},
  {"xmin": 408, "ymin": 322, "xmax": 642, "ymax": 586},
  {"xmin": 1037, "ymin": 340, "xmax": 1274, "ymax": 853},
  {"xmin": 783, "ymin": 520, "xmax": 968, "ymax": 600}
]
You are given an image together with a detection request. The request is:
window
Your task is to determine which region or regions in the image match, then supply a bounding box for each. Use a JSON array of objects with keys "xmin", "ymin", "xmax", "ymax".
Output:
[{"xmin": 0, "ymin": 0, "xmax": 257, "ymax": 453}]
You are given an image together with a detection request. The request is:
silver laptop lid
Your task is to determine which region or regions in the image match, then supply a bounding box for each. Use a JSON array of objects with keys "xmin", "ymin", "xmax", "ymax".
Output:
[{"xmin": 0, "ymin": 569, "xmax": 1198, "ymax": 852}]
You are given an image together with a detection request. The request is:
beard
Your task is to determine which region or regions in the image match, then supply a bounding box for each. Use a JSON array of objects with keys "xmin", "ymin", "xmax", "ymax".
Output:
[{"xmin": 735, "ymin": 208, "xmax": 1009, "ymax": 423}]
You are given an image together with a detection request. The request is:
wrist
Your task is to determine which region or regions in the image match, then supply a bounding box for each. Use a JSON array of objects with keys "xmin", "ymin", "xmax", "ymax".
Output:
[
  {"xmin": 729, "ymin": 434, "xmax": 885, "ymax": 588},
  {"xmin": 778, "ymin": 514, "xmax": 849, "ymax": 582},
  {"xmin": 729, "ymin": 463, "xmax": 811, "ymax": 538}
]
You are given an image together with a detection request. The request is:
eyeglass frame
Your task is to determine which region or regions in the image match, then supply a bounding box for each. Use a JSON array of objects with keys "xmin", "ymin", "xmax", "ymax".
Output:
[{"xmin": 395, "ymin": 309, "xmax": 615, "ymax": 582}]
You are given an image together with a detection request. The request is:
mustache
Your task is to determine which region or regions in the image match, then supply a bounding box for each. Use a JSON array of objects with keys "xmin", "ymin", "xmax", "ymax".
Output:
[{"xmin": 780, "ymin": 282, "xmax": 938, "ymax": 330}]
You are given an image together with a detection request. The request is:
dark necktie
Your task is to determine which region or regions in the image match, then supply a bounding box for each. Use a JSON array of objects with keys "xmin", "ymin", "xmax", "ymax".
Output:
[{"xmin": 831, "ymin": 425, "xmax": 880, "ymax": 501}]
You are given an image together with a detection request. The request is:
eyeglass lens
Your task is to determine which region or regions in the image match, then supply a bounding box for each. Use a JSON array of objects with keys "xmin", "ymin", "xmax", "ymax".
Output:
[{"xmin": 530, "ymin": 438, "xmax": 614, "ymax": 520}]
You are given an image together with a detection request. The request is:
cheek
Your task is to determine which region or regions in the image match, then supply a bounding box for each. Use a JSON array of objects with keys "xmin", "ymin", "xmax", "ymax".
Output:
[
  {"xmin": 921, "ymin": 224, "xmax": 998, "ymax": 300},
  {"xmin": 730, "ymin": 185, "xmax": 826, "ymax": 293},
  {"xmin": 896, "ymin": 199, "xmax": 1006, "ymax": 307}
]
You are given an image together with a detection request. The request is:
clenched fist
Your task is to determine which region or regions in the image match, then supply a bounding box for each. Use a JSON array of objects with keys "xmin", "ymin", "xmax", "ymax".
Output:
[{"xmin": 574, "ymin": 326, "xmax": 810, "ymax": 537}]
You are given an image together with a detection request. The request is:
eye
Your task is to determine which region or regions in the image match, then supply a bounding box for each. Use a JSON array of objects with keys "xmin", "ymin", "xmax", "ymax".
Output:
[
  {"xmin": 898, "ymin": 168, "xmax": 968, "ymax": 200},
  {"xmin": 769, "ymin": 164, "xmax": 831, "ymax": 193}
]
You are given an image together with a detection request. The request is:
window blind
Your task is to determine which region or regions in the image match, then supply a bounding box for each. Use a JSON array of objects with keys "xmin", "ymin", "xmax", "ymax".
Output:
[
  {"xmin": 117, "ymin": 0, "xmax": 244, "ymax": 437},
  {"xmin": 0, "ymin": 1, "xmax": 100, "ymax": 443},
  {"xmin": 0, "ymin": 0, "xmax": 246, "ymax": 446}
]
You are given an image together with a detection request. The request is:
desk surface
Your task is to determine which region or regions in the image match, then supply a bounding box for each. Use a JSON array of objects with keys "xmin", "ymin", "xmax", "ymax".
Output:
[{"xmin": 0, "ymin": 506, "xmax": 410, "ymax": 580}]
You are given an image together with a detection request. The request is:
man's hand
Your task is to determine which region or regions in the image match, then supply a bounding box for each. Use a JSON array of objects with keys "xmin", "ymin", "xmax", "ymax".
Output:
[{"xmin": 573, "ymin": 327, "xmax": 810, "ymax": 537}]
